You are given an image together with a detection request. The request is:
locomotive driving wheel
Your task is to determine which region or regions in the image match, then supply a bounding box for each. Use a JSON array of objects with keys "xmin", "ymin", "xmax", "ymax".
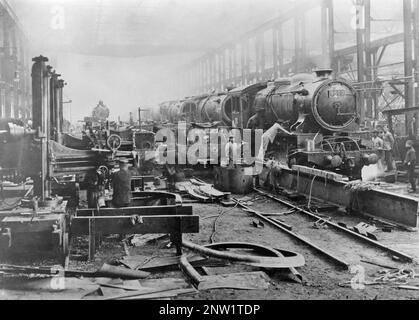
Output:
[{"xmin": 107, "ymin": 134, "xmax": 122, "ymax": 151}]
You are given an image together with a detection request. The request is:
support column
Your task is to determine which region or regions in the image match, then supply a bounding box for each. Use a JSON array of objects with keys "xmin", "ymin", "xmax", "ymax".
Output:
[
  {"xmin": 32, "ymin": 55, "xmax": 51, "ymax": 199},
  {"xmin": 260, "ymin": 33, "xmax": 265, "ymax": 79},
  {"xmin": 414, "ymin": 0, "xmax": 419, "ymax": 114},
  {"xmin": 229, "ymin": 47, "xmax": 233, "ymax": 86},
  {"xmin": 245, "ymin": 39, "xmax": 250, "ymax": 84},
  {"xmin": 57, "ymin": 79, "xmax": 65, "ymax": 140},
  {"xmin": 255, "ymin": 36, "xmax": 260, "ymax": 80},
  {"xmin": 300, "ymin": 14, "xmax": 306, "ymax": 71},
  {"xmin": 356, "ymin": 0, "xmax": 366, "ymax": 125},
  {"xmin": 218, "ymin": 48, "xmax": 226, "ymax": 91},
  {"xmin": 321, "ymin": 0, "xmax": 328, "ymax": 62},
  {"xmin": 294, "ymin": 16, "xmax": 300, "ymax": 72},
  {"xmin": 232, "ymin": 45, "xmax": 236, "ymax": 85},
  {"xmin": 327, "ymin": 0, "xmax": 335, "ymax": 71},
  {"xmin": 241, "ymin": 42, "xmax": 245, "ymax": 84},
  {"xmin": 273, "ymin": 25, "xmax": 278, "ymax": 79},
  {"xmin": 365, "ymin": 0, "xmax": 373, "ymax": 119},
  {"xmin": 278, "ymin": 24, "xmax": 284, "ymax": 76},
  {"xmin": 210, "ymin": 54, "xmax": 215, "ymax": 90},
  {"xmin": 404, "ymin": 0, "xmax": 414, "ymax": 133},
  {"xmin": 413, "ymin": 0, "xmax": 419, "ymax": 134}
]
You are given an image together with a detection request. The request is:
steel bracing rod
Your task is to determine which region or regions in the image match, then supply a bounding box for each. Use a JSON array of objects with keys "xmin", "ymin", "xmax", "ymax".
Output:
[
  {"xmin": 253, "ymin": 188, "xmax": 414, "ymax": 263},
  {"xmin": 232, "ymin": 199, "xmax": 350, "ymax": 270}
]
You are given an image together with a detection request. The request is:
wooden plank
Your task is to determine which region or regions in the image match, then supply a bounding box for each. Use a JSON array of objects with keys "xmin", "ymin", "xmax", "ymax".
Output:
[
  {"xmin": 71, "ymin": 215, "xmax": 199, "ymax": 236},
  {"xmin": 104, "ymin": 288, "xmax": 197, "ymax": 300},
  {"xmin": 88, "ymin": 218, "xmax": 95, "ymax": 261},
  {"xmin": 76, "ymin": 205, "xmax": 192, "ymax": 217},
  {"xmin": 198, "ymin": 271, "xmax": 271, "ymax": 291}
]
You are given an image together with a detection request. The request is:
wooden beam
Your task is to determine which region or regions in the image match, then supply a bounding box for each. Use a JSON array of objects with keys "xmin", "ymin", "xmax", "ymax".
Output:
[
  {"xmin": 71, "ymin": 215, "xmax": 199, "ymax": 236},
  {"xmin": 76, "ymin": 205, "xmax": 193, "ymax": 217}
]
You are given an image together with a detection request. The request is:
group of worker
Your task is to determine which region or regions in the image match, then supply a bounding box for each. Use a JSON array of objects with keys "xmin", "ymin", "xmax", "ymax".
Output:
[
  {"xmin": 371, "ymin": 125, "xmax": 395, "ymax": 172},
  {"xmin": 371, "ymin": 125, "xmax": 417, "ymax": 193}
]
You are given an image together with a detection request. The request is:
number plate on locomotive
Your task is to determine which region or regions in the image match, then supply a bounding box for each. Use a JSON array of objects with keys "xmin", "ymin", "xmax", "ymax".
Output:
[{"xmin": 327, "ymin": 89, "xmax": 347, "ymax": 98}]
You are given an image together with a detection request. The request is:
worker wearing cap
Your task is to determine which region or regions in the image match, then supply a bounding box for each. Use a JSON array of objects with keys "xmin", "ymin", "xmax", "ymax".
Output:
[
  {"xmin": 404, "ymin": 140, "xmax": 417, "ymax": 193},
  {"xmin": 224, "ymin": 133, "xmax": 239, "ymax": 168},
  {"xmin": 111, "ymin": 159, "xmax": 132, "ymax": 207}
]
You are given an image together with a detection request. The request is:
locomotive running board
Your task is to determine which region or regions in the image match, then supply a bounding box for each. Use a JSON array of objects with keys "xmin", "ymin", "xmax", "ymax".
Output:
[{"xmin": 260, "ymin": 166, "xmax": 419, "ymax": 229}]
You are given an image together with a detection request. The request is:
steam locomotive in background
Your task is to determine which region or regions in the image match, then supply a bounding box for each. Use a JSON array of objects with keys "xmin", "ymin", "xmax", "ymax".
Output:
[{"xmin": 153, "ymin": 69, "xmax": 378, "ymax": 179}]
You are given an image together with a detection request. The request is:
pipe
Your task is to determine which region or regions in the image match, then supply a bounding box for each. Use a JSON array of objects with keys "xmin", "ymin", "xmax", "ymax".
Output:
[
  {"xmin": 179, "ymin": 255, "xmax": 203, "ymax": 287},
  {"xmin": 182, "ymin": 240, "xmax": 305, "ymax": 269}
]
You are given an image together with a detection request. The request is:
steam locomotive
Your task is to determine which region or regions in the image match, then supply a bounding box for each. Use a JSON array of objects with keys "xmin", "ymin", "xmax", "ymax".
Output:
[{"xmin": 154, "ymin": 69, "xmax": 378, "ymax": 179}]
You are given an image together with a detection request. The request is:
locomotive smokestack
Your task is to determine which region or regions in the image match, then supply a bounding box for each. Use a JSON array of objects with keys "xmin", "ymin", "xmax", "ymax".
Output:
[{"xmin": 314, "ymin": 69, "xmax": 333, "ymax": 79}]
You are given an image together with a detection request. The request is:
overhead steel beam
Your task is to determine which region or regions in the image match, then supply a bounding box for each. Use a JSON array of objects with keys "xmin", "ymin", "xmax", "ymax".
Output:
[
  {"xmin": 334, "ymin": 33, "xmax": 404, "ymax": 58},
  {"xmin": 47, "ymin": 43, "xmax": 210, "ymax": 57}
]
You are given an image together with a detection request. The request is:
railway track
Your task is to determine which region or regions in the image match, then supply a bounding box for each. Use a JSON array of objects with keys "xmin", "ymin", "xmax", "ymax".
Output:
[{"xmin": 231, "ymin": 188, "xmax": 416, "ymax": 271}]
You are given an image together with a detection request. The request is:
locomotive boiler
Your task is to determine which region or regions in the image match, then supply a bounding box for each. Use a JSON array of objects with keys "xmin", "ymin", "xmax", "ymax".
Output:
[{"xmin": 157, "ymin": 92, "xmax": 247, "ymax": 127}]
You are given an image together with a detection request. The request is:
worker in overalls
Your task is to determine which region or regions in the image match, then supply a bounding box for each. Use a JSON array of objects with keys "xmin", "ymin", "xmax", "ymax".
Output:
[
  {"xmin": 404, "ymin": 140, "xmax": 417, "ymax": 193},
  {"xmin": 382, "ymin": 125, "xmax": 395, "ymax": 172},
  {"xmin": 86, "ymin": 169, "xmax": 100, "ymax": 208},
  {"xmin": 224, "ymin": 133, "xmax": 239, "ymax": 168},
  {"xmin": 111, "ymin": 159, "xmax": 132, "ymax": 208}
]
